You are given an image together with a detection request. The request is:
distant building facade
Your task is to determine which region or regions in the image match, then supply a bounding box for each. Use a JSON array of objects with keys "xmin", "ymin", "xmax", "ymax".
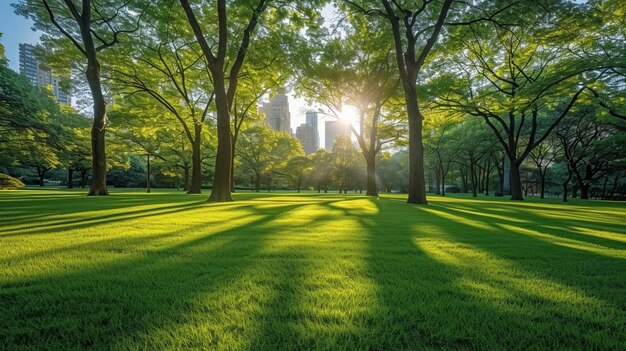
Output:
[
  {"xmin": 260, "ymin": 88, "xmax": 291, "ymax": 134},
  {"xmin": 306, "ymin": 111, "xmax": 319, "ymax": 148},
  {"xmin": 19, "ymin": 43, "xmax": 71, "ymax": 105},
  {"xmin": 325, "ymin": 120, "xmax": 350, "ymax": 150},
  {"xmin": 296, "ymin": 124, "xmax": 316, "ymax": 154},
  {"xmin": 296, "ymin": 111, "xmax": 319, "ymax": 155}
]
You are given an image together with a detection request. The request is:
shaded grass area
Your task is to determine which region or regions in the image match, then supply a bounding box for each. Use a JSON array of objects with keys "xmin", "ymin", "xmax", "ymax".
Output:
[{"xmin": 0, "ymin": 189, "xmax": 625, "ymax": 350}]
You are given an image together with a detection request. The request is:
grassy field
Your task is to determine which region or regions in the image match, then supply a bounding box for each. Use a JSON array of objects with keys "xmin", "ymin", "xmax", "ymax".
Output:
[{"xmin": 0, "ymin": 189, "xmax": 625, "ymax": 350}]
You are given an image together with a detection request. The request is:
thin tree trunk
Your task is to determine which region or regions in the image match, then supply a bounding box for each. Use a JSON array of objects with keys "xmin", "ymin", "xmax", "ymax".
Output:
[
  {"xmin": 460, "ymin": 168, "xmax": 468, "ymax": 193},
  {"xmin": 435, "ymin": 167, "xmax": 441, "ymax": 195},
  {"xmin": 38, "ymin": 167, "xmax": 45, "ymax": 187},
  {"xmin": 485, "ymin": 159, "xmax": 493, "ymax": 196},
  {"xmin": 470, "ymin": 161, "xmax": 478, "ymax": 197},
  {"xmin": 146, "ymin": 155, "xmax": 151, "ymax": 193},
  {"xmin": 539, "ymin": 169, "xmax": 547, "ymax": 199},
  {"xmin": 440, "ymin": 165, "xmax": 448, "ymax": 196},
  {"xmin": 67, "ymin": 168, "xmax": 74, "ymax": 188},
  {"xmin": 563, "ymin": 170, "xmax": 572, "ymax": 202},
  {"xmin": 230, "ymin": 141, "xmax": 236, "ymax": 192},
  {"xmin": 188, "ymin": 125, "xmax": 202, "ymax": 194},
  {"xmin": 183, "ymin": 164, "xmax": 190, "ymax": 191}
]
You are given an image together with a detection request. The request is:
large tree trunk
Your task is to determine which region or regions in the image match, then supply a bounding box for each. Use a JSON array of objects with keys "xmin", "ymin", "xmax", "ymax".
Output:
[
  {"xmin": 188, "ymin": 125, "xmax": 202, "ymax": 194},
  {"xmin": 510, "ymin": 161, "xmax": 524, "ymax": 200},
  {"xmin": 85, "ymin": 57, "xmax": 109, "ymax": 196},
  {"xmin": 366, "ymin": 158, "xmax": 378, "ymax": 196},
  {"xmin": 406, "ymin": 98, "xmax": 427, "ymax": 204},
  {"xmin": 208, "ymin": 80, "xmax": 233, "ymax": 202},
  {"xmin": 580, "ymin": 183, "xmax": 590, "ymax": 200},
  {"xmin": 67, "ymin": 168, "xmax": 74, "ymax": 188}
]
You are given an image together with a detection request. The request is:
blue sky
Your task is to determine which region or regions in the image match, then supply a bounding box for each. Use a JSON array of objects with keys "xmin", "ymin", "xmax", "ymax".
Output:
[{"xmin": 0, "ymin": 1, "xmax": 41, "ymax": 71}]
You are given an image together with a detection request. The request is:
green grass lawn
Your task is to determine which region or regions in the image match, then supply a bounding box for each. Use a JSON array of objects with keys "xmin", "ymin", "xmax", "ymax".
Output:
[{"xmin": 1, "ymin": 189, "xmax": 625, "ymax": 350}]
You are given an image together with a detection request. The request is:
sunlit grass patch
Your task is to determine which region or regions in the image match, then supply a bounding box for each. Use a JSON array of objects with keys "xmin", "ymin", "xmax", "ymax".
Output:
[{"xmin": 0, "ymin": 189, "xmax": 624, "ymax": 350}]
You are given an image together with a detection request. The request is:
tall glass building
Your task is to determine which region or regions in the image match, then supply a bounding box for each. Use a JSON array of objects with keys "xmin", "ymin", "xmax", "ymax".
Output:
[{"xmin": 19, "ymin": 43, "xmax": 71, "ymax": 105}]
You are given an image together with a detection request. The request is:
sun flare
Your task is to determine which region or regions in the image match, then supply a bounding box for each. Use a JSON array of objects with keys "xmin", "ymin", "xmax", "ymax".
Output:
[{"xmin": 340, "ymin": 105, "xmax": 359, "ymax": 125}]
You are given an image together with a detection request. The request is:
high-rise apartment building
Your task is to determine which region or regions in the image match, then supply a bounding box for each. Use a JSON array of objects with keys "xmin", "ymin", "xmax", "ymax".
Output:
[
  {"xmin": 325, "ymin": 120, "xmax": 350, "ymax": 150},
  {"xmin": 19, "ymin": 43, "xmax": 71, "ymax": 105},
  {"xmin": 260, "ymin": 88, "xmax": 291, "ymax": 134}
]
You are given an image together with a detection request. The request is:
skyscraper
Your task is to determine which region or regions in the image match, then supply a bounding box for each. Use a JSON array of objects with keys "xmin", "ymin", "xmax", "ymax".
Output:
[
  {"xmin": 260, "ymin": 88, "xmax": 291, "ymax": 134},
  {"xmin": 325, "ymin": 120, "xmax": 350, "ymax": 150},
  {"xmin": 305, "ymin": 111, "xmax": 319, "ymax": 149},
  {"xmin": 19, "ymin": 43, "xmax": 71, "ymax": 105},
  {"xmin": 296, "ymin": 123, "xmax": 316, "ymax": 155}
]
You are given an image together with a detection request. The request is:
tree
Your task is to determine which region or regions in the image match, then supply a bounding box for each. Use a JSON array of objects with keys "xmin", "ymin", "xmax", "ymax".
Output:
[
  {"xmin": 179, "ymin": 0, "xmax": 324, "ymax": 201},
  {"xmin": 424, "ymin": 112, "xmax": 460, "ymax": 196},
  {"xmin": 434, "ymin": 1, "xmax": 621, "ymax": 200},
  {"xmin": 276, "ymin": 155, "xmax": 311, "ymax": 193},
  {"xmin": 230, "ymin": 58, "xmax": 285, "ymax": 191},
  {"xmin": 308, "ymin": 149, "xmax": 334, "ymax": 193},
  {"xmin": 344, "ymin": 0, "xmax": 463, "ymax": 203},
  {"xmin": 528, "ymin": 139, "xmax": 559, "ymax": 199},
  {"xmin": 266, "ymin": 132, "xmax": 305, "ymax": 191},
  {"xmin": 108, "ymin": 20, "xmax": 214, "ymax": 194},
  {"xmin": 331, "ymin": 135, "xmax": 361, "ymax": 193},
  {"xmin": 13, "ymin": 129, "xmax": 60, "ymax": 186},
  {"xmin": 178, "ymin": 0, "xmax": 269, "ymax": 202},
  {"xmin": 237, "ymin": 125, "xmax": 276, "ymax": 192},
  {"xmin": 0, "ymin": 52, "xmax": 51, "ymax": 148},
  {"xmin": 15, "ymin": 0, "xmax": 144, "ymax": 195},
  {"xmin": 294, "ymin": 11, "xmax": 401, "ymax": 197},
  {"xmin": 556, "ymin": 107, "xmax": 623, "ymax": 200}
]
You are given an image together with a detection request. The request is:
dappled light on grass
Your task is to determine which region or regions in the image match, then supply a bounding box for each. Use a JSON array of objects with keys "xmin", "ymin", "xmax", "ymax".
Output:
[
  {"xmin": 0, "ymin": 189, "xmax": 625, "ymax": 350},
  {"xmin": 420, "ymin": 206, "xmax": 493, "ymax": 231},
  {"xmin": 416, "ymin": 239, "xmax": 606, "ymax": 307},
  {"xmin": 498, "ymin": 223, "xmax": 626, "ymax": 259}
]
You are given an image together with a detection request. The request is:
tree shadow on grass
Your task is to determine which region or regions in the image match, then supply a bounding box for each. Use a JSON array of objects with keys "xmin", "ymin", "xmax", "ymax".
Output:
[
  {"xmin": 0, "ymin": 194, "xmax": 361, "ymax": 350},
  {"xmin": 357, "ymin": 196, "xmax": 625, "ymax": 350},
  {"xmin": 432, "ymin": 201, "xmax": 626, "ymax": 253},
  {"xmin": 1, "ymin": 192, "xmax": 624, "ymax": 350}
]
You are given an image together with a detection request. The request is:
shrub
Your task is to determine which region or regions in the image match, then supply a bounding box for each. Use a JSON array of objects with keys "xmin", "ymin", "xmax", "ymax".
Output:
[{"xmin": 0, "ymin": 173, "xmax": 25, "ymax": 190}]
